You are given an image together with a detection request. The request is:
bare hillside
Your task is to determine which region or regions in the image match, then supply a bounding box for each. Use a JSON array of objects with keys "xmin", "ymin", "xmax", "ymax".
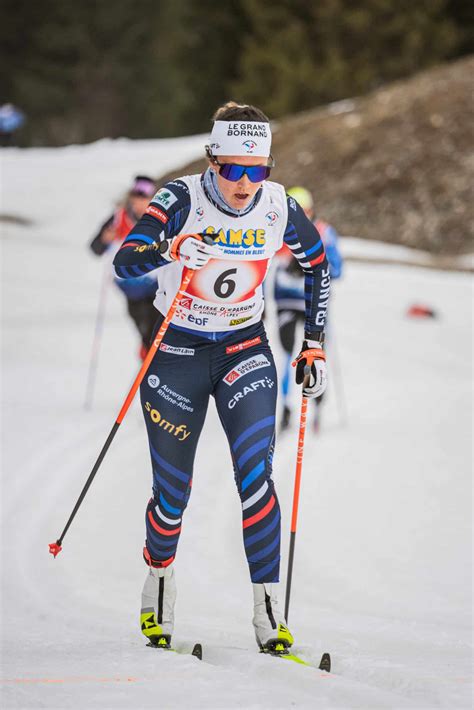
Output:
[{"xmin": 156, "ymin": 57, "xmax": 473, "ymax": 255}]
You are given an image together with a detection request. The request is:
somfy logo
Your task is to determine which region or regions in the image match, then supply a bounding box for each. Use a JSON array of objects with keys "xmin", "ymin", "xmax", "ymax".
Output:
[{"xmin": 144, "ymin": 402, "xmax": 191, "ymax": 441}]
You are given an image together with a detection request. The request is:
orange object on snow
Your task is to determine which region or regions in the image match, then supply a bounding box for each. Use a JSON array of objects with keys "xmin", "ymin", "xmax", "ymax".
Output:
[{"xmin": 407, "ymin": 304, "xmax": 437, "ymax": 318}]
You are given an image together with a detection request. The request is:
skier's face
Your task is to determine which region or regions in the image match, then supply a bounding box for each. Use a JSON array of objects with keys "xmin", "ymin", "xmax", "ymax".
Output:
[{"xmin": 209, "ymin": 155, "xmax": 268, "ymax": 210}]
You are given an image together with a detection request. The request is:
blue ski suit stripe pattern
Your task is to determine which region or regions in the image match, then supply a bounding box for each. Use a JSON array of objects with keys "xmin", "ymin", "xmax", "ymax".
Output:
[{"xmin": 140, "ymin": 319, "xmax": 281, "ymax": 581}]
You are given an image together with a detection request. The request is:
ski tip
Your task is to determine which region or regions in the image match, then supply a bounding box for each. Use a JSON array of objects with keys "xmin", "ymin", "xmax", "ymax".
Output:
[
  {"xmin": 318, "ymin": 652, "xmax": 331, "ymax": 673},
  {"xmin": 191, "ymin": 643, "xmax": 202, "ymax": 661}
]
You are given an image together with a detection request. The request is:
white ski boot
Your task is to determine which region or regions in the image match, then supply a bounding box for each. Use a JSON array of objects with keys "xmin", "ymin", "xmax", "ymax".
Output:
[
  {"xmin": 140, "ymin": 564, "xmax": 176, "ymax": 647},
  {"xmin": 252, "ymin": 583, "xmax": 294, "ymax": 652}
]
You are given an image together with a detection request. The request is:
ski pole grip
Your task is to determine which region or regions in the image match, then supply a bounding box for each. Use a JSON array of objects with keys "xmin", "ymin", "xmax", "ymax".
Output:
[
  {"xmin": 201, "ymin": 233, "xmax": 219, "ymax": 246},
  {"xmin": 302, "ymin": 367, "xmax": 311, "ymax": 393}
]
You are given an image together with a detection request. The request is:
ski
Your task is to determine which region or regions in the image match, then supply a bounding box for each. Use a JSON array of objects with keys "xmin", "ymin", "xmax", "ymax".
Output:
[
  {"xmin": 146, "ymin": 637, "xmax": 329, "ymax": 670},
  {"xmin": 261, "ymin": 643, "xmax": 331, "ymax": 672},
  {"xmin": 146, "ymin": 638, "xmax": 202, "ymax": 660}
]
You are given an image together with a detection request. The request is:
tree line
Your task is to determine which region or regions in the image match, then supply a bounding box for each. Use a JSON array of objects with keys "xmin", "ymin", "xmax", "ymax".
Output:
[{"xmin": 1, "ymin": 0, "xmax": 472, "ymax": 145}]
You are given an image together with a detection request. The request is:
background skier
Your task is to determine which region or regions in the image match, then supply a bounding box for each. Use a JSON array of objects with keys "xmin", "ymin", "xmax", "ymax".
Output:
[{"xmin": 90, "ymin": 175, "xmax": 159, "ymax": 359}]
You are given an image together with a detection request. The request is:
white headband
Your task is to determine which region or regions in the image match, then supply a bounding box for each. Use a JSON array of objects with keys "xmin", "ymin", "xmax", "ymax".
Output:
[{"xmin": 208, "ymin": 120, "xmax": 272, "ymax": 157}]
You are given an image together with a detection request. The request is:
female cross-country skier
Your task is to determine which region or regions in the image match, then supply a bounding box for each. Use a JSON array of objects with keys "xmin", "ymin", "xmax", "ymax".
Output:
[{"xmin": 113, "ymin": 102, "xmax": 330, "ymax": 653}]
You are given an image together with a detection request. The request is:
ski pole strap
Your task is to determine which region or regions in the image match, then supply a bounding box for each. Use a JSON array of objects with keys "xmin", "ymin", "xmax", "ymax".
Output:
[{"xmin": 291, "ymin": 347, "xmax": 326, "ymax": 368}]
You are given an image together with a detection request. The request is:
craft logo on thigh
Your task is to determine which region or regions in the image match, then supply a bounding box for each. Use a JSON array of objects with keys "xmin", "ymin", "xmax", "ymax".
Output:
[
  {"xmin": 223, "ymin": 354, "xmax": 270, "ymax": 386},
  {"xmin": 144, "ymin": 402, "xmax": 191, "ymax": 441},
  {"xmin": 227, "ymin": 377, "xmax": 275, "ymax": 409}
]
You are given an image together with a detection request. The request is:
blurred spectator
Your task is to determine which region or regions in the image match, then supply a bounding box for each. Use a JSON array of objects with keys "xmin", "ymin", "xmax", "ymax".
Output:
[
  {"xmin": 0, "ymin": 104, "xmax": 26, "ymax": 146},
  {"xmin": 90, "ymin": 175, "xmax": 159, "ymax": 359},
  {"xmin": 275, "ymin": 186, "xmax": 343, "ymax": 430}
]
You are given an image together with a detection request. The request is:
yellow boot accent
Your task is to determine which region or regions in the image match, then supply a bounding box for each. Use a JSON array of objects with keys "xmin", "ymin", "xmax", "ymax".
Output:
[
  {"xmin": 277, "ymin": 622, "xmax": 294, "ymax": 647},
  {"xmin": 140, "ymin": 611, "xmax": 167, "ymax": 642}
]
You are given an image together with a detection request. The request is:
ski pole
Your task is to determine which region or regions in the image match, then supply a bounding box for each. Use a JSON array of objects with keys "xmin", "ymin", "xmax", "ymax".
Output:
[
  {"xmin": 84, "ymin": 256, "xmax": 113, "ymax": 410},
  {"xmin": 49, "ymin": 266, "xmax": 195, "ymax": 558},
  {"xmin": 284, "ymin": 371, "xmax": 311, "ymax": 623}
]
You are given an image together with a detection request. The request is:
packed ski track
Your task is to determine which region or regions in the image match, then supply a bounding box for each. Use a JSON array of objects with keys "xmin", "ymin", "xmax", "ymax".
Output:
[{"xmin": 1, "ymin": 137, "xmax": 472, "ymax": 709}]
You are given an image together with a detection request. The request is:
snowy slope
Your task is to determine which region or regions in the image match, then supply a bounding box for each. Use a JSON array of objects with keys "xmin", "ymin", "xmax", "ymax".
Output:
[
  {"xmin": 1, "ymin": 138, "xmax": 472, "ymax": 710},
  {"xmin": 339, "ymin": 237, "xmax": 473, "ymax": 272}
]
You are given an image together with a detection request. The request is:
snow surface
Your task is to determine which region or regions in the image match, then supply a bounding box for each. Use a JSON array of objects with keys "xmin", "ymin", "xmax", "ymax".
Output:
[
  {"xmin": 1, "ymin": 137, "xmax": 472, "ymax": 709},
  {"xmin": 340, "ymin": 238, "xmax": 473, "ymax": 272}
]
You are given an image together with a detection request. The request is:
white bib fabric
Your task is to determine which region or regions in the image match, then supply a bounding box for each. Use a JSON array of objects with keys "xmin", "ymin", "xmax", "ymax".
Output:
[{"xmin": 154, "ymin": 175, "xmax": 287, "ymax": 332}]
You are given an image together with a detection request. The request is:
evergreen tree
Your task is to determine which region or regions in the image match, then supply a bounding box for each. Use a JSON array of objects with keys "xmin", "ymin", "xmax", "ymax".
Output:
[
  {"xmin": 0, "ymin": 0, "xmax": 468, "ymax": 145},
  {"xmin": 1, "ymin": 0, "xmax": 159, "ymax": 144},
  {"xmin": 232, "ymin": 0, "xmax": 460, "ymax": 117},
  {"xmin": 144, "ymin": 0, "xmax": 248, "ymax": 137}
]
